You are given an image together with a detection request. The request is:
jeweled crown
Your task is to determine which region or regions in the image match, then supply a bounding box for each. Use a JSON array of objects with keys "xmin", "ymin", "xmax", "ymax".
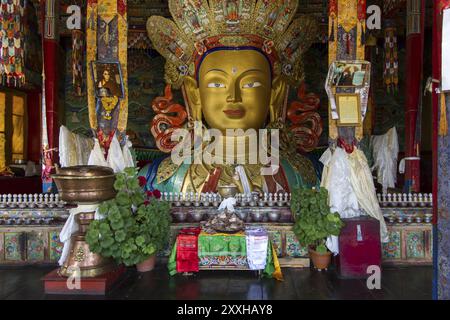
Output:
[{"xmin": 147, "ymin": 0, "xmax": 317, "ymax": 87}]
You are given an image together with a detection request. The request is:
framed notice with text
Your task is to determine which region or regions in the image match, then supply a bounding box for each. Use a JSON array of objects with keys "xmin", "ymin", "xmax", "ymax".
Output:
[{"xmin": 336, "ymin": 94, "xmax": 361, "ymax": 126}]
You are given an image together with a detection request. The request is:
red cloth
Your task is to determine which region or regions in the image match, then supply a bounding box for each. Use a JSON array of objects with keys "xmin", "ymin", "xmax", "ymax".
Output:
[{"xmin": 176, "ymin": 228, "xmax": 201, "ymax": 273}]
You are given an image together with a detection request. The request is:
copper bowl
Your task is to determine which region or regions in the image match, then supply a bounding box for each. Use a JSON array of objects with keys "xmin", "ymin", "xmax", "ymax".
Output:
[
  {"xmin": 52, "ymin": 166, "xmax": 116, "ymax": 204},
  {"xmin": 217, "ymin": 185, "xmax": 238, "ymax": 199},
  {"xmin": 55, "ymin": 165, "xmax": 114, "ymax": 176}
]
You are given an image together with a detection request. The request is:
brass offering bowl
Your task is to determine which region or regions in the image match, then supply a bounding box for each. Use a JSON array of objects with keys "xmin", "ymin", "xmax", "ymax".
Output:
[
  {"xmin": 217, "ymin": 185, "xmax": 238, "ymax": 199},
  {"xmin": 190, "ymin": 211, "xmax": 204, "ymax": 222},
  {"xmin": 251, "ymin": 211, "xmax": 265, "ymax": 222},
  {"xmin": 52, "ymin": 166, "xmax": 117, "ymax": 278},
  {"xmin": 172, "ymin": 211, "xmax": 187, "ymax": 222},
  {"xmin": 52, "ymin": 166, "xmax": 116, "ymax": 204},
  {"xmin": 268, "ymin": 211, "xmax": 280, "ymax": 222},
  {"xmin": 59, "ymin": 212, "xmax": 116, "ymax": 277}
]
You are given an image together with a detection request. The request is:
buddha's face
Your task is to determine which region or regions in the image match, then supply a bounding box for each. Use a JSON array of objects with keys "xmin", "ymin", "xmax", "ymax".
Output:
[{"xmin": 196, "ymin": 50, "xmax": 272, "ymax": 131}]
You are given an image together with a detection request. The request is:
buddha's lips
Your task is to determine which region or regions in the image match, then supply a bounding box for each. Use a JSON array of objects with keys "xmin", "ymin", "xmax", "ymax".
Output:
[{"xmin": 223, "ymin": 109, "xmax": 245, "ymax": 118}]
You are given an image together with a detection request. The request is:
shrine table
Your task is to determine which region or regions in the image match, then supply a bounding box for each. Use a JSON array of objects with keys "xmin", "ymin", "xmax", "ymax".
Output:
[{"xmin": 168, "ymin": 231, "xmax": 283, "ymax": 281}]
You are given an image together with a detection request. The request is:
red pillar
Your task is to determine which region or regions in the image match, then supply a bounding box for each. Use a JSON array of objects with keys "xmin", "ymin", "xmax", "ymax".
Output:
[
  {"xmin": 42, "ymin": 0, "xmax": 59, "ymax": 192},
  {"xmin": 404, "ymin": 0, "xmax": 425, "ymax": 192},
  {"xmin": 43, "ymin": 39, "xmax": 58, "ymax": 157}
]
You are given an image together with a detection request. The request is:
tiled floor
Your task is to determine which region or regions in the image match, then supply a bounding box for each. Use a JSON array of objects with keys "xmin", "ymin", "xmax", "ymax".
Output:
[{"xmin": 0, "ymin": 265, "xmax": 432, "ymax": 300}]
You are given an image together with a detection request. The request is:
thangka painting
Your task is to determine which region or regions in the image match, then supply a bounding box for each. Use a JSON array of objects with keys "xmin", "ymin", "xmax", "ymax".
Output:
[
  {"xmin": 86, "ymin": 0, "xmax": 128, "ymax": 151},
  {"xmin": 65, "ymin": 48, "xmax": 168, "ymax": 149},
  {"xmin": 90, "ymin": 61, "xmax": 124, "ymax": 137}
]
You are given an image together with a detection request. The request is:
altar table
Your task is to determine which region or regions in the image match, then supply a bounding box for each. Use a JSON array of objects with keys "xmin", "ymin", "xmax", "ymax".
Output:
[{"xmin": 168, "ymin": 231, "xmax": 283, "ymax": 281}]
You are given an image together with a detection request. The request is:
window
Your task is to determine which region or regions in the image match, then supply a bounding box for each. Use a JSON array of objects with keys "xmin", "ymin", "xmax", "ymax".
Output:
[
  {"xmin": 0, "ymin": 89, "xmax": 27, "ymax": 170},
  {"xmin": 12, "ymin": 95, "xmax": 25, "ymax": 161}
]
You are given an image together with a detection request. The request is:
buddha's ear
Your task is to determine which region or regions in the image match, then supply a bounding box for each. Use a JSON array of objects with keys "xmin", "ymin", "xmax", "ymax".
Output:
[
  {"xmin": 183, "ymin": 76, "xmax": 202, "ymax": 122},
  {"xmin": 269, "ymin": 76, "xmax": 288, "ymax": 122}
]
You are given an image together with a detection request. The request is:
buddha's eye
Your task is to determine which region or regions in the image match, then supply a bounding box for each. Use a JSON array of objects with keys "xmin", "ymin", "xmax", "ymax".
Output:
[
  {"xmin": 207, "ymin": 82, "xmax": 226, "ymax": 88},
  {"xmin": 242, "ymin": 81, "xmax": 262, "ymax": 88}
]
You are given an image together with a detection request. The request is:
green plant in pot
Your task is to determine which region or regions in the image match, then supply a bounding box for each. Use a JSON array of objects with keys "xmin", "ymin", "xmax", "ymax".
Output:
[
  {"xmin": 86, "ymin": 167, "xmax": 171, "ymax": 272},
  {"xmin": 291, "ymin": 187, "xmax": 344, "ymax": 271}
]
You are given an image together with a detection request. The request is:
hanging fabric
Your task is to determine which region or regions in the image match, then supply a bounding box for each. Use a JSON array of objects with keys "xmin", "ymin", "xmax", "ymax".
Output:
[
  {"xmin": 176, "ymin": 227, "xmax": 201, "ymax": 273},
  {"xmin": 357, "ymin": 0, "xmax": 367, "ymax": 46},
  {"xmin": 384, "ymin": 26, "xmax": 399, "ymax": 94},
  {"xmin": 371, "ymin": 127, "xmax": 399, "ymax": 193},
  {"xmin": 439, "ymin": 92, "xmax": 448, "ymax": 136},
  {"xmin": 72, "ymin": 29, "xmax": 84, "ymax": 96},
  {"xmin": 0, "ymin": 0, "xmax": 26, "ymax": 87},
  {"xmin": 328, "ymin": 0, "xmax": 337, "ymax": 42},
  {"xmin": 245, "ymin": 227, "xmax": 269, "ymax": 271}
]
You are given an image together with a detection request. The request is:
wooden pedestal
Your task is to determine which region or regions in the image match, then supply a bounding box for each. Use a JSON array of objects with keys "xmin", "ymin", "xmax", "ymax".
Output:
[{"xmin": 42, "ymin": 266, "xmax": 125, "ymax": 295}]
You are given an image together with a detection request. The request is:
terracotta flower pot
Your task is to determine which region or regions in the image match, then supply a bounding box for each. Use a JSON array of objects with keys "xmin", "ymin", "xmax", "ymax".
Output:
[
  {"xmin": 136, "ymin": 255, "xmax": 156, "ymax": 272},
  {"xmin": 308, "ymin": 248, "xmax": 332, "ymax": 271}
]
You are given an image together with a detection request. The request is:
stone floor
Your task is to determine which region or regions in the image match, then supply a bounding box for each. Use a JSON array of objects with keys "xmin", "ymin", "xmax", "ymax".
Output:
[{"xmin": 0, "ymin": 265, "xmax": 432, "ymax": 300}]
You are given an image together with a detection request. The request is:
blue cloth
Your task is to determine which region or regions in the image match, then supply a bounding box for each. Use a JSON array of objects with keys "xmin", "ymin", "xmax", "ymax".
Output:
[{"xmin": 138, "ymin": 156, "xmax": 167, "ymax": 191}]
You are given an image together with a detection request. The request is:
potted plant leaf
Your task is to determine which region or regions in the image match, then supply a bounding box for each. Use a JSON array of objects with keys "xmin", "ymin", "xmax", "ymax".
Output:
[
  {"xmin": 86, "ymin": 167, "xmax": 171, "ymax": 272},
  {"xmin": 290, "ymin": 187, "xmax": 344, "ymax": 271}
]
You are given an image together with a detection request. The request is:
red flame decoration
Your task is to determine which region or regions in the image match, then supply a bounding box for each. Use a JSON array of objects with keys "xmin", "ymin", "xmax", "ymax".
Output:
[
  {"xmin": 150, "ymin": 85, "xmax": 188, "ymax": 153},
  {"xmin": 287, "ymin": 83, "xmax": 323, "ymax": 153}
]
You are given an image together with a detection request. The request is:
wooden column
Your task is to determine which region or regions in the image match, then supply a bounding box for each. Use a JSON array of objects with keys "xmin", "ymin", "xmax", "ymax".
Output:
[
  {"xmin": 404, "ymin": 0, "xmax": 425, "ymax": 192},
  {"xmin": 42, "ymin": 0, "xmax": 59, "ymax": 193}
]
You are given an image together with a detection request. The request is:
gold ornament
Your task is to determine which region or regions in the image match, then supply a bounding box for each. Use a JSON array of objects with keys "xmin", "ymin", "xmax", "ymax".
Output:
[
  {"xmin": 100, "ymin": 96, "xmax": 119, "ymax": 120},
  {"xmin": 147, "ymin": 0, "xmax": 317, "ymax": 86}
]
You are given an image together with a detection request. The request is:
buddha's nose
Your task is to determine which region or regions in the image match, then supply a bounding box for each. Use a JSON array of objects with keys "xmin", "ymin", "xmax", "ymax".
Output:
[{"xmin": 226, "ymin": 82, "xmax": 242, "ymax": 103}]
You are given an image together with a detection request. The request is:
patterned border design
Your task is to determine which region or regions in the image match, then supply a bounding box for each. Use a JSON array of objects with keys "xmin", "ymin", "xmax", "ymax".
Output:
[{"xmin": 438, "ymin": 94, "xmax": 450, "ymax": 299}]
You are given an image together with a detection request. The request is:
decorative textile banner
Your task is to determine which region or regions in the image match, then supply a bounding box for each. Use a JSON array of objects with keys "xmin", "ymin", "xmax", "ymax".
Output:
[
  {"xmin": 72, "ymin": 29, "xmax": 84, "ymax": 96},
  {"xmin": 86, "ymin": 0, "xmax": 128, "ymax": 151},
  {"xmin": 384, "ymin": 27, "xmax": 399, "ymax": 93},
  {"xmin": 328, "ymin": 0, "xmax": 366, "ymax": 141},
  {"xmin": 0, "ymin": 0, "xmax": 26, "ymax": 87},
  {"xmin": 383, "ymin": 0, "xmax": 406, "ymax": 15}
]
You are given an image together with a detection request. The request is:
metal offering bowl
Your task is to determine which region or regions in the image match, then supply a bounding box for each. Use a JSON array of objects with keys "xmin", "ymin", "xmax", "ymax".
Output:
[
  {"xmin": 268, "ymin": 212, "xmax": 280, "ymax": 222},
  {"xmin": 52, "ymin": 166, "xmax": 116, "ymax": 204},
  {"xmin": 218, "ymin": 185, "xmax": 238, "ymax": 199},
  {"xmin": 251, "ymin": 211, "xmax": 265, "ymax": 222},
  {"xmin": 190, "ymin": 211, "xmax": 204, "ymax": 222},
  {"xmin": 236, "ymin": 211, "xmax": 248, "ymax": 221},
  {"xmin": 172, "ymin": 211, "xmax": 187, "ymax": 222}
]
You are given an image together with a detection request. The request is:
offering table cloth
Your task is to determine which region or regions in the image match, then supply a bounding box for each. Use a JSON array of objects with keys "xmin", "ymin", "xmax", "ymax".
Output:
[{"xmin": 168, "ymin": 231, "xmax": 283, "ymax": 281}]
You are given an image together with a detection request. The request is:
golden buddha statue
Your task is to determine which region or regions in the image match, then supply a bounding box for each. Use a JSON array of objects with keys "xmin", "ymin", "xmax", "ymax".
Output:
[{"xmin": 140, "ymin": 0, "xmax": 320, "ymax": 194}]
